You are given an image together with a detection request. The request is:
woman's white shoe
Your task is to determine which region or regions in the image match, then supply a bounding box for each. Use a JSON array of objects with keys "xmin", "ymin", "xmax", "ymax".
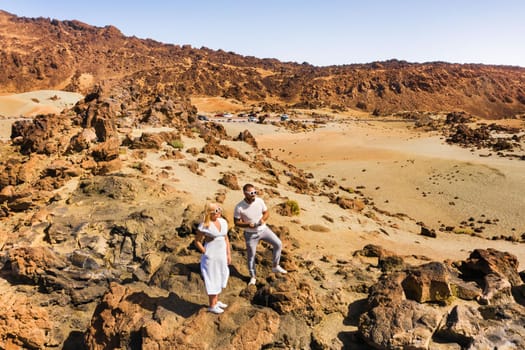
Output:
[
  {"xmin": 208, "ymin": 305, "xmax": 224, "ymax": 314},
  {"xmin": 216, "ymin": 301, "xmax": 228, "ymax": 308}
]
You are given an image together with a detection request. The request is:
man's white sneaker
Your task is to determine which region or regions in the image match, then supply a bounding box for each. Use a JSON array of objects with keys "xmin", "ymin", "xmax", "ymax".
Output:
[
  {"xmin": 208, "ymin": 305, "xmax": 224, "ymax": 314},
  {"xmin": 248, "ymin": 277, "xmax": 257, "ymax": 285},
  {"xmin": 216, "ymin": 301, "xmax": 228, "ymax": 309},
  {"xmin": 272, "ymin": 265, "xmax": 288, "ymax": 274}
]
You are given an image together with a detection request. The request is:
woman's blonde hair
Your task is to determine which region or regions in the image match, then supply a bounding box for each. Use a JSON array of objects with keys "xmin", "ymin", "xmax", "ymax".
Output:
[{"xmin": 202, "ymin": 202, "xmax": 219, "ymax": 228}]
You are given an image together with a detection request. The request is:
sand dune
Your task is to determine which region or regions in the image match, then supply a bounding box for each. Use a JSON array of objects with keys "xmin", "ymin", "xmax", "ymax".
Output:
[{"xmin": 0, "ymin": 90, "xmax": 82, "ymax": 117}]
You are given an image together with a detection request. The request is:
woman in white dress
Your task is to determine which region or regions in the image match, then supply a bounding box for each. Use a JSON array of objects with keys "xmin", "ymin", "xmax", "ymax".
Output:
[{"xmin": 194, "ymin": 203, "xmax": 231, "ymax": 314}]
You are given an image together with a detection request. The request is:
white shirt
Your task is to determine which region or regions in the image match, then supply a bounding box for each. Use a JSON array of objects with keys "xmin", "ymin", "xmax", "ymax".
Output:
[{"xmin": 234, "ymin": 197, "xmax": 267, "ymax": 233}]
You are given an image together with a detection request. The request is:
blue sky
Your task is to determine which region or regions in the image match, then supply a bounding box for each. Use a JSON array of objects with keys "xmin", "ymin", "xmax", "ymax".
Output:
[{"xmin": 2, "ymin": 0, "xmax": 524, "ymax": 67}]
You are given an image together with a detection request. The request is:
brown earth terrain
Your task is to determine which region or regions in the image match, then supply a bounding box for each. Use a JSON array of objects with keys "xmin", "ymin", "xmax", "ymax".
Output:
[{"xmin": 0, "ymin": 10, "xmax": 524, "ymax": 350}]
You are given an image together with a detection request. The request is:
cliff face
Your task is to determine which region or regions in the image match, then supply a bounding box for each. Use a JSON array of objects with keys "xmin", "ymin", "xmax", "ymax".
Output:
[{"xmin": 1, "ymin": 10, "xmax": 524, "ymax": 118}]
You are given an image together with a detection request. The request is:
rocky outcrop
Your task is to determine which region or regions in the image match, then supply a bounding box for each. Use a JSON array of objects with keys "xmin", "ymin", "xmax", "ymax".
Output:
[
  {"xmin": 11, "ymin": 113, "xmax": 76, "ymax": 156},
  {"xmin": 358, "ymin": 249, "xmax": 525, "ymax": 349},
  {"xmin": 4, "ymin": 246, "xmax": 110, "ymax": 305},
  {"xmin": 201, "ymin": 138, "xmax": 242, "ymax": 159},
  {"xmin": 85, "ymin": 282, "xmax": 282, "ymax": 350},
  {"xmin": 360, "ymin": 300, "xmax": 443, "ymax": 349},
  {"xmin": 253, "ymin": 274, "xmax": 324, "ymax": 325},
  {"xmin": 0, "ymin": 293, "xmax": 54, "ymax": 349},
  {"xmin": 234, "ymin": 129, "xmax": 258, "ymax": 148}
]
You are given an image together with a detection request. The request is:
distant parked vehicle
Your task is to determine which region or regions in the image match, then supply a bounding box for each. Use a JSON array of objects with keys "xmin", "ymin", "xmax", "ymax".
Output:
[
  {"xmin": 248, "ymin": 116, "xmax": 257, "ymax": 122},
  {"xmin": 280, "ymin": 114, "xmax": 289, "ymax": 121},
  {"xmin": 223, "ymin": 113, "xmax": 233, "ymax": 118},
  {"xmin": 197, "ymin": 115, "xmax": 208, "ymax": 121}
]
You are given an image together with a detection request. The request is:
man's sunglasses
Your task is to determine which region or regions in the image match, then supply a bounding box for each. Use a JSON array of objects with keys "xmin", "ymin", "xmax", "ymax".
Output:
[{"xmin": 244, "ymin": 190, "xmax": 257, "ymax": 196}]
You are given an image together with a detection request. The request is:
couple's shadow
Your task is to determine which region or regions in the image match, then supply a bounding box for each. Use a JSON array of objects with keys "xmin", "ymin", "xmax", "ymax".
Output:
[{"xmin": 126, "ymin": 263, "xmax": 247, "ymax": 317}]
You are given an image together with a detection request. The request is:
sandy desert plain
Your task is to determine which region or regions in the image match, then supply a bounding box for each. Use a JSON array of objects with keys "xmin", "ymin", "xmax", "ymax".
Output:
[{"xmin": 1, "ymin": 91, "xmax": 525, "ymax": 268}]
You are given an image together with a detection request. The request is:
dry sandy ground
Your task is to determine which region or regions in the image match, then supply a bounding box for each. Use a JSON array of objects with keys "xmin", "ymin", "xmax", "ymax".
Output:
[
  {"xmin": 259, "ymin": 120, "xmax": 525, "ymax": 235},
  {"xmin": 220, "ymin": 119, "xmax": 525, "ymax": 268}
]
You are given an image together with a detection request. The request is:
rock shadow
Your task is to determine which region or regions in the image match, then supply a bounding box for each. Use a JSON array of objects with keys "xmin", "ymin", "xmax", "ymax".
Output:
[
  {"xmin": 126, "ymin": 290, "xmax": 201, "ymax": 318},
  {"xmin": 512, "ymin": 285, "xmax": 525, "ymax": 306},
  {"xmin": 228, "ymin": 264, "xmax": 249, "ymax": 283},
  {"xmin": 337, "ymin": 330, "xmax": 373, "ymax": 349},
  {"xmin": 62, "ymin": 330, "xmax": 88, "ymax": 350},
  {"xmin": 343, "ymin": 298, "xmax": 368, "ymax": 326}
]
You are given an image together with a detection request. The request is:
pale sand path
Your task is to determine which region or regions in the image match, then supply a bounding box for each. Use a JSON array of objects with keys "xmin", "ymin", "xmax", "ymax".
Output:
[{"xmin": 220, "ymin": 120, "xmax": 525, "ymax": 267}]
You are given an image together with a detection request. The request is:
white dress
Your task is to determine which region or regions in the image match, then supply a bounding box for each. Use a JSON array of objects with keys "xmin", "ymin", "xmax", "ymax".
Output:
[{"xmin": 198, "ymin": 217, "xmax": 229, "ymax": 295}]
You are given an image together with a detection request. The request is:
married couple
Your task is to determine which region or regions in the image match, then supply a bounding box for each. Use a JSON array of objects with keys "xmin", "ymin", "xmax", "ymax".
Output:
[{"xmin": 193, "ymin": 183, "xmax": 287, "ymax": 314}]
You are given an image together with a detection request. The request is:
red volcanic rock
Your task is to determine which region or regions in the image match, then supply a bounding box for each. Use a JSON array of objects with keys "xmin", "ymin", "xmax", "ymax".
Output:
[
  {"xmin": 125, "ymin": 131, "xmax": 182, "ymax": 150},
  {"xmin": 0, "ymin": 294, "xmax": 53, "ymax": 349},
  {"xmin": 201, "ymin": 139, "xmax": 241, "ymax": 159},
  {"xmin": 402, "ymin": 262, "xmax": 453, "ymax": 303},
  {"xmin": 218, "ymin": 171, "xmax": 240, "ymax": 190},
  {"xmin": 234, "ymin": 129, "xmax": 258, "ymax": 148},
  {"xmin": 91, "ymin": 137, "xmax": 120, "ymax": 161},
  {"xmin": 11, "ymin": 114, "xmax": 74, "ymax": 155},
  {"xmin": 8, "ymin": 246, "xmax": 68, "ymax": 282},
  {"xmin": 459, "ymin": 248, "xmax": 521, "ymax": 286},
  {"xmin": 334, "ymin": 196, "xmax": 365, "ymax": 211},
  {"xmin": 287, "ymin": 174, "xmax": 317, "ymax": 194}
]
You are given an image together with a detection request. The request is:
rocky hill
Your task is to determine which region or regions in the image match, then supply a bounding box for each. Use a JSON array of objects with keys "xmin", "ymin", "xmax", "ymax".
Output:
[{"xmin": 1, "ymin": 10, "xmax": 525, "ymax": 119}]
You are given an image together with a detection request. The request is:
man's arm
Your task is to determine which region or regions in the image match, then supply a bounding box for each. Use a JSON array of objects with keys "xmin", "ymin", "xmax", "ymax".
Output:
[
  {"xmin": 234, "ymin": 217, "xmax": 254, "ymax": 228},
  {"xmin": 259, "ymin": 210, "xmax": 269, "ymax": 225}
]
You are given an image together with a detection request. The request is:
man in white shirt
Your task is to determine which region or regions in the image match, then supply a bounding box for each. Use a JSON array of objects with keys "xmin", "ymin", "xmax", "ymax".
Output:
[{"xmin": 234, "ymin": 184, "xmax": 287, "ymax": 285}]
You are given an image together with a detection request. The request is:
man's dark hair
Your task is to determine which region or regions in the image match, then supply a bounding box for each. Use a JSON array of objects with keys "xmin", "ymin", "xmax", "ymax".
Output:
[{"xmin": 243, "ymin": 183, "xmax": 254, "ymax": 192}]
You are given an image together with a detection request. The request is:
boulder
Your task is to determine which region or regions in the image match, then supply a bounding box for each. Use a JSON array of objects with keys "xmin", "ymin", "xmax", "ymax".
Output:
[
  {"xmin": 218, "ymin": 171, "xmax": 240, "ymax": 190},
  {"xmin": 91, "ymin": 136, "xmax": 120, "ymax": 161},
  {"xmin": 287, "ymin": 175, "xmax": 316, "ymax": 194},
  {"xmin": 8, "ymin": 246, "xmax": 68, "ymax": 283},
  {"xmin": 366, "ymin": 272, "xmax": 407, "ymax": 308},
  {"xmin": 253, "ymin": 275, "xmax": 323, "ymax": 325},
  {"xmin": 359, "ymin": 300, "xmax": 443, "ymax": 350},
  {"xmin": 234, "ymin": 129, "xmax": 258, "ymax": 148},
  {"xmin": 335, "ymin": 196, "xmax": 365, "ymax": 211},
  {"xmin": 435, "ymin": 304, "xmax": 482, "ymax": 346},
  {"xmin": 479, "ymin": 273, "xmax": 513, "ymax": 305},
  {"xmin": 402, "ymin": 262, "xmax": 453, "ymax": 303},
  {"xmin": 68, "ymin": 128, "xmax": 98, "ymax": 152},
  {"xmin": 459, "ymin": 249, "xmax": 522, "ymax": 287},
  {"xmin": 201, "ymin": 138, "xmax": 240, "ymax": 159}
]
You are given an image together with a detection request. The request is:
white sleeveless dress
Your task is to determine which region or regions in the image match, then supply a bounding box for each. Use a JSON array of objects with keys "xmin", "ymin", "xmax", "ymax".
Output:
[{"xmin": 198, "ymin": 217, "xmax": 229, "ymax": 295}]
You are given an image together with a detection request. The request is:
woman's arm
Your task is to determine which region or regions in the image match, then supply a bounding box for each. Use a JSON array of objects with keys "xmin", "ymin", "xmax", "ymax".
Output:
[
  {"xmin": 194, "ymin": 230, "xmax": 206, "ymax": 254},
  {"xmin": 225, "ymin": 235, "xmax": 232, "ymax": 265}
]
